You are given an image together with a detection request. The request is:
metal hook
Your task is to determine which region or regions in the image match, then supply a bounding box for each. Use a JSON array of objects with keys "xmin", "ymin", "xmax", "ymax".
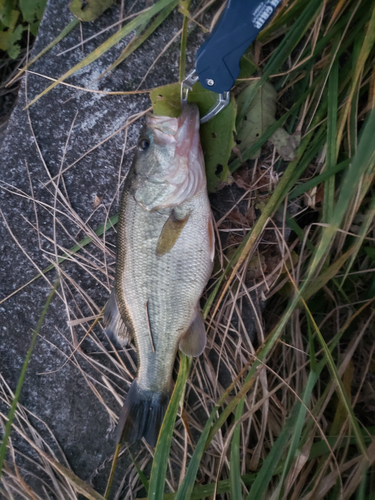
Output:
[
  {"xmin": 181, "ymin": 69, "xmax": 230, "ymax": 123},
  {"xmin": 181, "ymin": 69, "xmax": 199, "ymax": 104},
  {"xmin": 200, "ymin": 92, "xmax": 230, "ymax": 123}
]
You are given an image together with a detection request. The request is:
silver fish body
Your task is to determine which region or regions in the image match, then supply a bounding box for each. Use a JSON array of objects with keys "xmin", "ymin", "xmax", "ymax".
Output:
[{"xmin": 104, "ymin": 104, "xmax": 214, "ymax": 446}]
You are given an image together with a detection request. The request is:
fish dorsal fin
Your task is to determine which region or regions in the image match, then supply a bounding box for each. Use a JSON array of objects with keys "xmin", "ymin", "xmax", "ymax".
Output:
[
  {"xmin": 179, "ymin": 308, "xmax": 207, "ymax": 357},
  {"xmin": 103, "ymin": 288, "xmax": 133, "ymax": 346},
  {"xmin": 156, "ymin": 208, "xmax": 189, "ymax": 256}
]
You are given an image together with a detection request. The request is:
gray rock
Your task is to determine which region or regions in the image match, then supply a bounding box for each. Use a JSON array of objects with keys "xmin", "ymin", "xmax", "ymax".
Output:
[{"xmin": 0, "ymin": 0, "xmax": 203, "ymax": 496}]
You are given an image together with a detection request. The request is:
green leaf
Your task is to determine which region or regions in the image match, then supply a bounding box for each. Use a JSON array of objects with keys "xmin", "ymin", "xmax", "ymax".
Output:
[
  {"xmin": 178, "ymin": 0, "xmax": 190, "ymax": 17},
  {"xmin": 0, "ymin": 1, "xmax": 19, "ymax": 29},
  {"xmin": 0, "ymin": 24, "xmax": 23, "ymax": 58},
  {"xmin": 229, "ymin": 70, "xmax": 326, "ymax": 174},
  {"xmin": 147, "ymin": 354, "xmax": 192, "ymax": 500},
  {"xmin": 1, "ymin": 7, "xmax": 20, "ymax": 31},
  {"xmin": 69, "ymin": 0, "xmax": 115, "ymax": 22},
  {"xmin": 19, "ymin": 0, "xmax": 47, "ymax": 23},
  {"xmin": 236, "ymin": 81, "xmax": 277, "ymax": 159},
  {"xmin": 236, "ymin": 81, "xmax": 300, "ymax": 161},
  {"xmin": 6, "ymin": 38, "xmax": 20, "ymax": 58},
  {"xmin": 269, "ymin": 127, "xmax": 301, "ymax": 161},
  {"xmin": 150, "ymin": 82, "xmax": 236, "ymax": 191},
  {"xmin": 150, "ymin": 82, "xmax": 181, "ymax": 117},
  {"xmin": 29, "ymin": 19, "xmax": 40, "ymax": 36}
]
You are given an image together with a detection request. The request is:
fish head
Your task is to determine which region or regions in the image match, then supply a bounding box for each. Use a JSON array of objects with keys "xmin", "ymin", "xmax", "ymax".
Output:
[{"xmin": 133, "ymin": 104, "xmax": 206, "ymax": 211}]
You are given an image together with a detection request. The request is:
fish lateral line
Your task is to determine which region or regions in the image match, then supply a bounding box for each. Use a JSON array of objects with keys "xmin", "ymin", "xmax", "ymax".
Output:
[{"xmin": 145, "ymin": 300, "xmax": 156, "ymax": 353}]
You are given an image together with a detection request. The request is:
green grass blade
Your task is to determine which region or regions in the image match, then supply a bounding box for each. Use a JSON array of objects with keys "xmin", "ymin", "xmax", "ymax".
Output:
[
  {"xmin": 323, "ymin": 53, "xmax": 338, "ymax": 222},
  {"xmin": 309, "ymin": 428, "xmax": 375, "ymax": 461},
  {"xmin": 340, "ymin": 192, "xmax": 375, "ymax": 287},
  {"xmin": 236, "ymin": 0, "xmax": 323, "ymax": 125},
  {"xmin": 258, "ymin": 0, "xmax": 306, "ymax": 41},
  {"xmin": 245, "ymin": 403, "xmax": 298, "ymax": 500},
  {"xmin": 206, "ymin": 120, "xmax": 326, "ymax": 320},
  {"xmin": 130, "ymin": 451, "xmax": 150, "ymax": 493},
  {"xmin": 150, "ymin": 298, "xmax": 375, "ymax": 499},
  {"xmin": 0, "ymin": 279, "xmax": 60, "ymax": 479},
  {"xmin": 348, "ymin": 33, "xmax": 364, "ymax": 156},
  {"xmin": 289, "ymin": 159, "xmax": 350, "ymax": 199},
  {"xmin": 139, "ymin": 472, "xmax": 257, "ymax": 499},
  {"xmin": 179, "ymin": 0, "xmax": 191, "ymax": 81},
  {"xmin": 285, "ymin": 213, "xmax": 316, "ymax": 253},
  {"xmin": 147, "ymin": 354, "xmax": 192, "ymax": 500},
  {"xmin": 174, "ymin": 407, "xmax": 217, "ymax": 500},
  {"xmin": 25, "ymin": 0, "xmax": 177, "ymax": 109},
  {"xmin": 275, "ymin": 323, "xmax": 319, "ymax": 499},
  {"xmin": 302, "ymin": 301, "xmax": 369, "ymax": 460},
  {"xmin": 336, "ymin": 1, "xmax": 375, "ymax": 149},
  {"xmin": 102, "ymin": 0, "xmax": 179, "ymax": 77},
  {"xmin": 303, "ymin": 244, "xmax": 357, "ymax": 301},
  {"xmin": 307, "ymin": 108, "xmax": 375, "ymax": 281},
  {"xmin": 229, "ymin": 421, "xmax": 242, "ymax": 500}
]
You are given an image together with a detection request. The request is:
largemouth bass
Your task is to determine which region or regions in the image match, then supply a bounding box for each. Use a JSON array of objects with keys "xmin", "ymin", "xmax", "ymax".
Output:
[{"xmin": 104, "ymin": 104, "xmax": 215, "ymax": 446}]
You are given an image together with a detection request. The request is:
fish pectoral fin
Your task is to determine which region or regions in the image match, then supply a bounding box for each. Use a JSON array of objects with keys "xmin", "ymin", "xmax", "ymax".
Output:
[
  {"xmin": 103, "ymin": 288, "xmax": 133, "ymax": 346},
  {"xmin": 179, "ymin": 308, "xmax": 207, "ymax": 357},
  {"xmin": 156, "ymin": 208, "xmax": 190, "ymax": 256}
]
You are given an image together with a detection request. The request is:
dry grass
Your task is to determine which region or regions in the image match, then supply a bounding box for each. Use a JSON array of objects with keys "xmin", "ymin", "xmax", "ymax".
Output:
[{"xmin": 1, "ymin": 0, "xmax": 375, "ymax": 498}]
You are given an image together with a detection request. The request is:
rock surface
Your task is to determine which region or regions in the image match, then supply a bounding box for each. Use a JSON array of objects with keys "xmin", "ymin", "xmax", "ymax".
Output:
[{"xmin": 0, "ymin": 1, "xmax": 206, "ymax": 496}]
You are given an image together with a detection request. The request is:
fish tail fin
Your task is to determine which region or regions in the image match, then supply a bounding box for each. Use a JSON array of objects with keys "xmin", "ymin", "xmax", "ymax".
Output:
[{"xmin": 115, "ymin": 380, "xmax": 170, "ymax": 447}]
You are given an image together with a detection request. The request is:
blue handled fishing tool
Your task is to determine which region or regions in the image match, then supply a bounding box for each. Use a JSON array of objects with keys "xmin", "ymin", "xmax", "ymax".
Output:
[{"xmin": 181, "ymin": 0, "xmax": 282, "ymax": 123}]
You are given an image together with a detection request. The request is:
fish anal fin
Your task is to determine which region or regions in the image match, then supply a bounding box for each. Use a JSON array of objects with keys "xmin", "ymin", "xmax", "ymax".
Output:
[
  {"xmin": 116, "ymin": 380, "xmax": 171, "ymax": 447},
  {"xmin": 103, "ymin": 288, "xmax": 133, "ymax": 346},
  {"xmin": 179, "ymin": 308, "xmax": 207, "ymax": 357},
  {"xmin": 156, "ymin": 208, "xmax": 189, "ymax": 256}
]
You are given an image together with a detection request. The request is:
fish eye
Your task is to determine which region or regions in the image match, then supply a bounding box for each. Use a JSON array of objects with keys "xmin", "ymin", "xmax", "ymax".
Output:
[{"xmin": 138, "ymin": 138, "xmax": 150, "ymax": 151}]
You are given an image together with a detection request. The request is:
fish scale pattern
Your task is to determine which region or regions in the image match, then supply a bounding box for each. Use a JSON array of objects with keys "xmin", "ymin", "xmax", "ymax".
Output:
[{"xmin": 117, "ymin": 189, "xmax": 213, "ymax": 394}]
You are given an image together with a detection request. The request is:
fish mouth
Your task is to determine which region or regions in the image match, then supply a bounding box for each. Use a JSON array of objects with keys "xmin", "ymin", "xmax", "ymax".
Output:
[
  {"xmin": 141, "ymin": 104, "xmax": 205, "ymax": 208},
  {"xmin": 146, "ymin": 104, "xmax": 200, "ymax": 149},
  {"xmin": 175, "ymin": 103, "xmax": 201, "ymax": 159}
]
